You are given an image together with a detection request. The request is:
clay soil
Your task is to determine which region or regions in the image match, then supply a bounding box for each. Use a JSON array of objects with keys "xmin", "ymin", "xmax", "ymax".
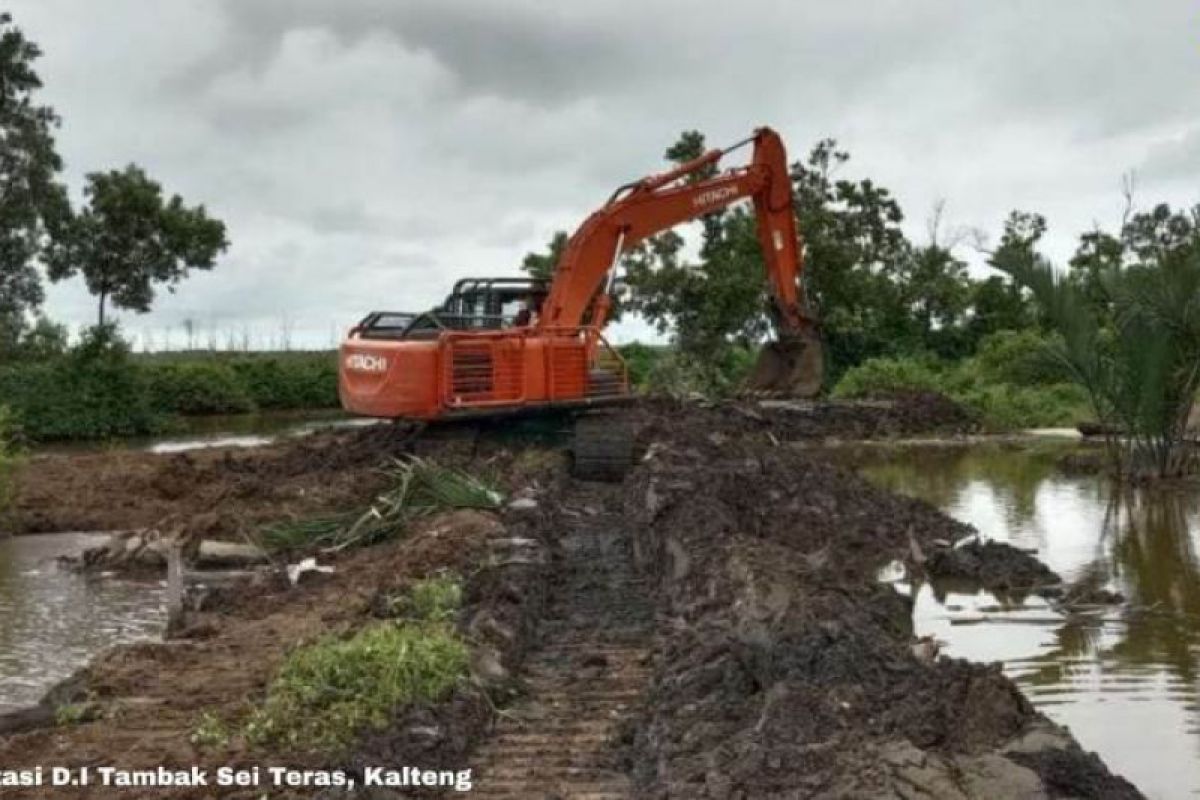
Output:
[{"xmin": 0, "ymin": 395, "xmax": 1144, "ymax": 798}]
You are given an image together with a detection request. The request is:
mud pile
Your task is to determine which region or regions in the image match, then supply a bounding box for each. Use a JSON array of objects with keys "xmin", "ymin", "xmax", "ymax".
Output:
[
  {"xmin": 634, "ymin": 391, "xmax": 978, "ymax": 447},
  {"xmin": 2, "ymin": 421, "xmax": 562, "ymax": 540},
  {"xmin": 622, "ymin": 426, "xmax": 1139, "ymax": 798}
]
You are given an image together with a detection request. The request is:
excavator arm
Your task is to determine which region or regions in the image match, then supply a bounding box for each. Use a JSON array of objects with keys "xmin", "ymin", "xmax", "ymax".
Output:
[{"xmin": 536, "ymin": 126, "xmax": 822, "ymax": 395}]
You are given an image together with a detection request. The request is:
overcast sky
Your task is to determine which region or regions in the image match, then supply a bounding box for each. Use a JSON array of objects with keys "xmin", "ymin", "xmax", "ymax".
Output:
[{"xmin": 9, "ymin": 0, "xmax": 1200, "ymax": 349}]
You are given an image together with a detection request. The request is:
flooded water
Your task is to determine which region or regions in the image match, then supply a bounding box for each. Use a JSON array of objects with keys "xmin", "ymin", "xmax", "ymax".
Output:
[
  {"xmin": 0, "ymin": 533, "xmax": 167, "ymax": 714},
  {"xmin": 40, "ymin": 409, "xmax": 381, "ymax": 456},
  {"xmin": 855, "ymin": 441, "xmax": 1200, "ymax": 800}
]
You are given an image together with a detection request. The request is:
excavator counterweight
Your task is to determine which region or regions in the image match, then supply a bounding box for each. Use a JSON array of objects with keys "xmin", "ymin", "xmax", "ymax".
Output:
[{"xmin": 339, "ymin": 126, "xmax": 823, "ymax": 429}]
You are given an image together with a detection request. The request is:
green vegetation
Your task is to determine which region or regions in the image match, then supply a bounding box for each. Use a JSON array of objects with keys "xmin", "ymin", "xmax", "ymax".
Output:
[
  {"xmin": 0, "ymin": 406, "xmax": 19, "ymax": 513},
  {"xmin": 45, "ymin": 165, "xmax": 228, "ymax": 325},
  {"xmin": 190, "ymin": 711, "xmax": 232, "ymax": 749},
  {"xmin": 0, "ymin": 327, "xmax": 337, "ymax": 441},
  {"xmin": 260, "ymin": 458, "xmax": 502, "ymax": 552},
  {"xmin": 396, "ymin": 573, "xmax": 463, "ymax": 623},
  {"xmin": 0, "ymin": 13, "xmax": 68, "ymax": 354},
  {"xmin": 0, "ymin": 326, "xmax": 162, "ymax": 440},
  {"xmin": 245, "ymin": 576, "xmax": 469, "ymax": 753},
  {"xmin": 54, "ymin": 702, "xmax": 92, "ymax": 727},
  {"xmin": 995, "ymin": 207, "xmax": 1200, "ymax": 478},
  {"xmin": 832, "ymin": 346, "xmax": 1089, "ymax": 431}
]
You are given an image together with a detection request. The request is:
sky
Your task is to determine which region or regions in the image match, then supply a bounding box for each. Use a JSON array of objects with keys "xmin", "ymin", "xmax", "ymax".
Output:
[{"xmin": 8, "ymin": 0, "xmax": 1200, "ymax": 349}]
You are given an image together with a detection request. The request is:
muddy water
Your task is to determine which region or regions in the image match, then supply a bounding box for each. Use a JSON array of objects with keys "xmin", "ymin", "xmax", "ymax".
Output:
[
  {"xmin": 853, "ymin": 441, "xmax": 1200, "ymax": 800},
  {"xmin": 0, "ymin": 533, "xmax": 166, "ymax": 714},
  {"xmin": 39, "ymin": 409, "xmax": 380, "ymax": 455}
]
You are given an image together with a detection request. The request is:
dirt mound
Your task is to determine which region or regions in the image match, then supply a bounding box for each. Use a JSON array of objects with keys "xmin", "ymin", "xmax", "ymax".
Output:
[
  {"xmin": 2, "ymin": 421, "xmax": 565, "ymax": 541},
  {"xmin": 621, "ymin": 422, "xmax": 1140, "ymax": 798},
  {"xmin": 926, "ymin": 539, "xmax": 1062, "ymax": 595},
  {"xmin": 633, "ymin": 391, "xmax": 978, "ymax": 450}
]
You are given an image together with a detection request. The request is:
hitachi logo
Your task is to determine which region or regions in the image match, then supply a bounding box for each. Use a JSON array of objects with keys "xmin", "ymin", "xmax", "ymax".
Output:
[
  {"xmin": 345, "ymin": 353, "xmax": 389, "ymax": 372},
  {"xmin": 693, "ymin": 185, "xmax": 738, "ymax": 208}
]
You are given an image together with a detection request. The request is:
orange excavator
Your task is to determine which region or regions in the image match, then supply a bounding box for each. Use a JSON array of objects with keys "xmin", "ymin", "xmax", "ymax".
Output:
[{"xmin": 339, "ymin": 126, "xmax": 822, "ymax": 475}]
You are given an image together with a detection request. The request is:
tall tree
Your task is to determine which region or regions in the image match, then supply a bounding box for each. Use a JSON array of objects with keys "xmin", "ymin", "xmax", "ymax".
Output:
[
  {"xmin": 46, "ymin": 165, "xmax": 228, "ymax": 325},
  {"xmin": 520, "ymin": 230, "xmax": 569, "ymax": 281},
  {"xmin": 0, "ymin": 12, "xmax": 68, "ymax": 348}
]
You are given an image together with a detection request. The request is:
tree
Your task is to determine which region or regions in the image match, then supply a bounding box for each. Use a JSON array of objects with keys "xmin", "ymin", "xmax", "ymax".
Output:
[
  {"xmin": 47, "ymin": 165, "xmax": 229, "ymax": 325},
  {"xmin": 0, "ymin": 13, "xmax": 69, "ymax": 349},
  {"xmin": 790, "ymin": 139, "xmax": 918, "ymax": 374},
  {"xmin": 620, "ymin": 131, "xmax": 771, "ymax": 376},
  {"xmin": 520, "ymin": 230, "xmax": 569, "ymax": 281},
  {"xmin": 997, "ymin": 205, "xmax": 1200, "ymax": 479}
]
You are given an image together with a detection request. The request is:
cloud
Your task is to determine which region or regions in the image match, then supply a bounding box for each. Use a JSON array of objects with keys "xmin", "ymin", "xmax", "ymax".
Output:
[{"xmin": 7, "ymin": 0, "xmax": 1200, "ymax": 347}]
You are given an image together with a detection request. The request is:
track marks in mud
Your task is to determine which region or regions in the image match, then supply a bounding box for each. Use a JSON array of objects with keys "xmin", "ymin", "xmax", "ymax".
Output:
[{"xmin": 470, "ymin": 487, "xmax": 653, "ymax": 800}]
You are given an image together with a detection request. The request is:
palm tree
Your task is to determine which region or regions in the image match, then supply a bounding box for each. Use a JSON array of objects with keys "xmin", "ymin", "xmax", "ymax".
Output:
[{"xmin": 997, "ymin": 216, "xmax": 1200, "ymax": 480}]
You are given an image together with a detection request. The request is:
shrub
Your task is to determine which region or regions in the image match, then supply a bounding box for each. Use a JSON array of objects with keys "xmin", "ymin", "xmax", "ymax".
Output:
[
  {"xmin": 145, "ymin": 361, "xmax": 256, "ymax": 415},
  {"xmin": 832, "ymin": 354, "xmax": 1089, "ymax": 431},
  {"xmin": 0, "ymin": 326, "xmax": 162, "ymax": 440},
  {"xmin": 0, "ymin": 406, "xmax": 19, "ymax": 513},
  {"xmin": 972, "ymin": 329, "xmax": 1067, "ymax": 386},
  {"xmin": 617, "ymin": 342, "xmax": 665, "ymax": 388},
  {"xmin": 831, "ymin": 356, "xmax": 945, "ymax": 398},
  {"xmin": 245, "ymin": 577, "xmax": 468, "ymax": 752},
  {"xmin": 228, "ymin": 355, "xmax": 337, "ymax": 410}
]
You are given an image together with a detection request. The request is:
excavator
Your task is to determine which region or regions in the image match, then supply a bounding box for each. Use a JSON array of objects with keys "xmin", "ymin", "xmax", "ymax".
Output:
[{"xmin": 339, "ymin": 126, "xmax": 822, "ymax": 477}]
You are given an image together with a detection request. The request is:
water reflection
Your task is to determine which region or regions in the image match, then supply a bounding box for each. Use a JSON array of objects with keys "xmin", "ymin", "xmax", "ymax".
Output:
[
  {"xmin": 855, "ymin": 442, "xmax": 1200, "ymax": 800},
  {"xmin": 0, "ymin": 533, "xmax": 166, "ymax": 713}
]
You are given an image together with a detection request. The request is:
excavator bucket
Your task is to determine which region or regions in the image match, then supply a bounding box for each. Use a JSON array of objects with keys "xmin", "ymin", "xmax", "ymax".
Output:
[{"xmin": 745, "ymin": 331, "xmax": 824, "ymax": 397}]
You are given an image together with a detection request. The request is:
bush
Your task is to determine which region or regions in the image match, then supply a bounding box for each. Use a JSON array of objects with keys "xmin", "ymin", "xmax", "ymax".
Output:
[
  {"xmin": 617, "ymin": 342, "xmax": 666, "ymax": 388},
  {"xmin": 245, "ymin": 577, "xmax": 468, "ymax": 752},
  {"xmin": 227, "ymin": 355, "xmax": 337, "ymax": 410},
  {"xmin": 0, "ymin": 345, "xmax": 339, "ymax": 441},
  {"xmin": 831, "ymin": 356, "xmax": 945, "ymax": 398},
  {"xmin": 146, "ymin": 361, "xmax": 256, "ymax": 415},
  {"xmin": 0, "ymin": 327, "xmax": 162, "ymax": 440},
  {"xmin": 972, "ymin": 329, "xmax": 1066, "ymax": 386},
  {"xmin": 833, "ymin": 354, "xmax": 1089, "ymax": 431}
]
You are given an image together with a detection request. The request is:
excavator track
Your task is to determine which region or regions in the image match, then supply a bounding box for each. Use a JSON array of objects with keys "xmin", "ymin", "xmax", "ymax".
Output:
[
  {"xmin": 570, "ymin": 414, "xmax": 635, "ymax": 483},
  {"xmin": 470, "ymin": 484, "xmax": 653, "ymax": 799}
]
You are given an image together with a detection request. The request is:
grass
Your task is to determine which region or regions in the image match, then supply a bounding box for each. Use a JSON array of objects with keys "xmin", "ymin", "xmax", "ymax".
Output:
[
  {"xmin": 245, "ymin": 576, "xmax": 469, "ymax": 753},
  {"xmin": 259, "ymin": 457, "xmax": 502, "ymax": 553},
  {"xmin": 382, "ymin": 573, "xmax": 463, "ymax": 622},
  {"xmin": 54, "ymin": 702, "xmax": 92, "ymax": 727},
  {"xmin": 190, "ymin": 711, "xmax": 232, "ymax": 748}
]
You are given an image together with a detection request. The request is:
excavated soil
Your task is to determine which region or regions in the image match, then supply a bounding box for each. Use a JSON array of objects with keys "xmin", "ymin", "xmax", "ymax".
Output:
[
  {"xmin": 0, "ymin": 395, "xmax": 1144, "ymax": 798},
  {"xmin": 1, "ymin": 421, "xmax": 565, "ymax": 539},
  {"xmin": 1, "ymin": 424, "xmax": 418, "ymax": 536},
  {"xmin": 621, "ymin": 404, "xmax": 1139, "ymax": 799}
]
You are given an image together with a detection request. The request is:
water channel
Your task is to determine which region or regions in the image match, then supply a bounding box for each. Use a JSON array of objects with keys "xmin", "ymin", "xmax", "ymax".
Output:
[{"xmin": 854, "ymin": 440, "xmax": 1200, "ymax": 800}]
